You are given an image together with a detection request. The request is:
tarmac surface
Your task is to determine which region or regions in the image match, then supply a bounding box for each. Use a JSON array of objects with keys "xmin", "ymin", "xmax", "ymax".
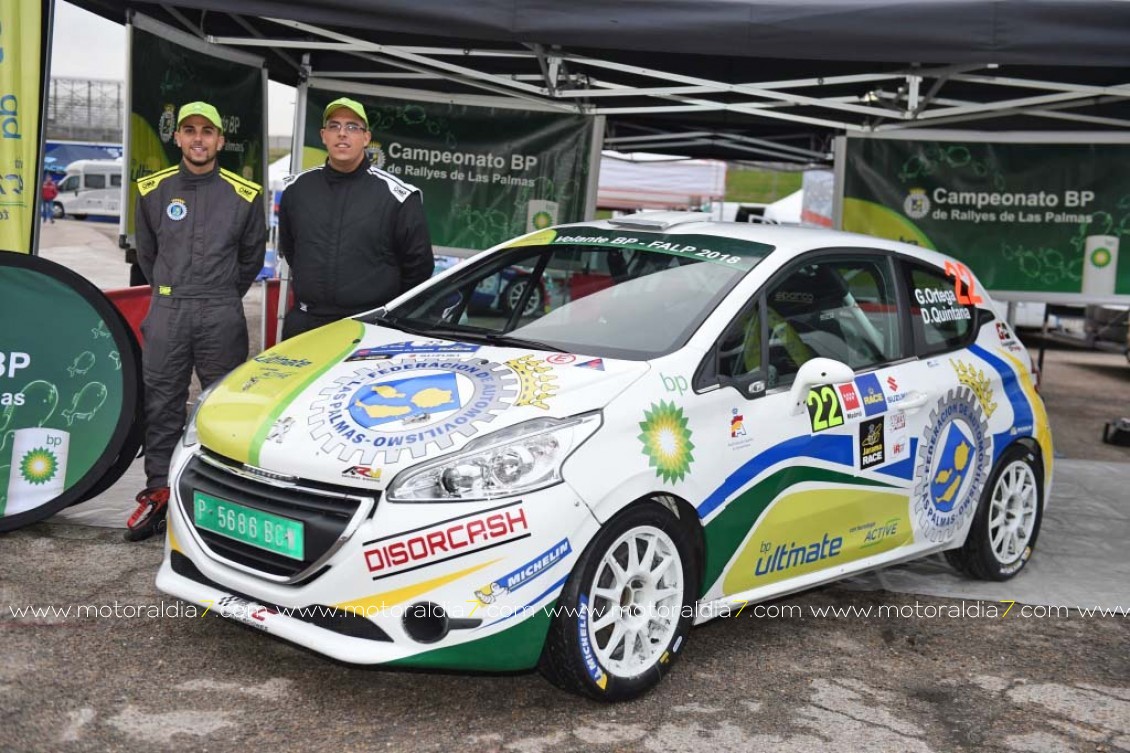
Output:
[{"xmin": 1, "ymin": 217, "xmax": 1127, "ymax": 753}]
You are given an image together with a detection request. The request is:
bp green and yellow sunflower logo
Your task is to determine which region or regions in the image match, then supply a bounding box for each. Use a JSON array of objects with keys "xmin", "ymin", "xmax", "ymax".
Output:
[
  {"xmin": 1091, "ymin": 246, "xmax": 1112, "ymax": 268},
  {"xmin": 19, "ymin": 447, "xmax": 58, "ymax": 486},
  {"xmin": 638, "ymin": 401, "xmax": 695, "ymax": 483},
  {"xmin": 531, "ymin": 210, "xmax": 554, "ymax": 230}
]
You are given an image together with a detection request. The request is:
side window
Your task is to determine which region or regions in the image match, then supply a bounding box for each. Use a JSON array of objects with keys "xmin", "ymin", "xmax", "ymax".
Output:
[
  {"xmin": 904, "ymin": 262, "xmax": 976, "ymax": 354},
  {"xmin": 110, "ymin": 174, "xmax": 122, "ymax": 188},
  {"xmin": 84, "ymin": 173, "xmax": 106, "ymax": 189},
  {"xmin": 717, "ymin": 297, "xmax": 763, "ymax": 381},
  {"xmin": 59, "ymin": 176, "xmax": 79, "ymax": 192},
  {"xmin": 765, "ymin": 256, "xmax": 902, "ymax": 384}
]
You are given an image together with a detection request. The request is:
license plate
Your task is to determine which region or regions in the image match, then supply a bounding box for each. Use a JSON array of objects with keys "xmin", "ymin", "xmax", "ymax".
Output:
[{"xmin": 193, "ymin": 491, "xmax": 304, "ymax": 560}]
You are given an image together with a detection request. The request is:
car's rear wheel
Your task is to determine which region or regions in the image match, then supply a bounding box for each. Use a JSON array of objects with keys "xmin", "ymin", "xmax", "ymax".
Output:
[
  {"xmin": 501, "ymin": 277, "xmax": 543, "ymax": 317},
  {"xmin": 945, "ymin": 443, "xmax": 1042, "ymax": 581},
  {"xmin": 539, "ymin": 502, "xmax": 697, "ymax": 701}
]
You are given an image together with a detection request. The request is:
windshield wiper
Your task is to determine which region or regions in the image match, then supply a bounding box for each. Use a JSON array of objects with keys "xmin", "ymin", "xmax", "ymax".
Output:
[
  {"xmin": 476, "ymin": 332, "xmax": 567, "ymax": 353},
  {"xmin": 363, "ymin": 315, "xmax": 566, "ymax": 353}
]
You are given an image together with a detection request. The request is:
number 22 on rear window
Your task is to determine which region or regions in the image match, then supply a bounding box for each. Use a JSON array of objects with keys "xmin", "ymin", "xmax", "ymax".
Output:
[{"xmin": 944, "ymin": 261, "xmax": 982, "ymax": 305}]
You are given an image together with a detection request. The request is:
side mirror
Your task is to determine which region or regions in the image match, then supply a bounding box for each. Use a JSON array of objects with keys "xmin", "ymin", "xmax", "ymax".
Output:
[{"xmin": 788, "ymin": 358, "xmax": 854, "ymax": 415}]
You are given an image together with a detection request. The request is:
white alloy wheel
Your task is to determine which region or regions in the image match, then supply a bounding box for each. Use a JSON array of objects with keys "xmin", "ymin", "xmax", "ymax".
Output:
[
  {"xmin": 586, "ymin": 525, "xmax": 684, "ymax": 676},
  {"xmin": 988, "ymin": 459, "xmax": 1038, "ymax": 564}
]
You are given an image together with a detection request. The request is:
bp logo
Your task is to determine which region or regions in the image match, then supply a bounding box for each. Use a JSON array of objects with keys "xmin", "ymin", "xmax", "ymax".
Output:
[
  {"xmin": 638, "ymin": 400, "xmax": 695, "ymax": 483},
  {"xmin": 19, "ymin": 447, "xmax": 58, "ymax": 485},
  {"xmin": 904, "ymin": 188, "xmax": 931, "ymax": 219},
  {"xmin": 531, "ymin": 211, "xmax": 554, "ymax": 230},
  {"xmin": 166, "ymin": 199, "xmax": 188, "ymax": 221},
  {"xmin": 1090, "ymin": 246, "xmax": 1113, "ymax": 268},
  {"xmin": 308, "ymin": 358, "xmax": 516, "ymax": 464},
  {"xmin": 158, "ymin": 104, "xmax": 176, "ymax": 144},
  {"xmin": 913, "ymin": 388, "xmax": 990, "ymax": 542}
]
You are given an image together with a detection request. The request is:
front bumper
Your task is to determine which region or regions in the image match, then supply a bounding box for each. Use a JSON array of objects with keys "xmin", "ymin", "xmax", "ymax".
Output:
[{"xmin": 158, "ymin": 447, "xmax": 600, "ymax": 670}]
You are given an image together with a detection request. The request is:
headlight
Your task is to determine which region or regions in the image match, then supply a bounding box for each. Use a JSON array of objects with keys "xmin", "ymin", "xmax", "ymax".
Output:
[
  {"xmin": 181, "ymin": 380, "xmax": 222, "ymax": 447},
  {"xmin": 387, "ymin": 412, "xmax": 602, "ymax": 502}
]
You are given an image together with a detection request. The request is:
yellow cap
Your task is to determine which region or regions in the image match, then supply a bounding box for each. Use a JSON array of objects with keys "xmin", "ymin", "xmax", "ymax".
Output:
[
  {"xmin": 177, "ymin": 101, "xmax": 223, "ymax": 130},
  {"xmin": 323, "ymin": 97, "xmax": 369, "ymax": 128}
]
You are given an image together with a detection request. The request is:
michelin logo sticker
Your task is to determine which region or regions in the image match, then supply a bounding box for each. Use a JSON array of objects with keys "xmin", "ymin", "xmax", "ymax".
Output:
[{"xmin": 475, "ymin": 539, "xmax": 571, "ymax": 604}]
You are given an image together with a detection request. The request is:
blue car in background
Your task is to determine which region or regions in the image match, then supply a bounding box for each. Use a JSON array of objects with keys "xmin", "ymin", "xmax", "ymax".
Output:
[{"xmin": 432, "ymin": 254, "xmax": 548, "ymax": 316}]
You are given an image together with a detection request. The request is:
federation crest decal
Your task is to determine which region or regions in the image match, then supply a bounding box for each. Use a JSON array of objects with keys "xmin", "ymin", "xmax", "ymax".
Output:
[
  {"xmin": 912, "ymin": 388, "xmax": 990, "ymax": 542},
  {"xmin": 308, "ymin": 358, "xmax": 516, "ymax": 464}
]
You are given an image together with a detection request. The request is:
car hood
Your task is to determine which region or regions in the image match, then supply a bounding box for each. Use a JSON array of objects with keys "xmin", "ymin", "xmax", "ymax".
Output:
[{"xmin": 194, "ymin": 320, "xmax": 649, "ymax": 487}]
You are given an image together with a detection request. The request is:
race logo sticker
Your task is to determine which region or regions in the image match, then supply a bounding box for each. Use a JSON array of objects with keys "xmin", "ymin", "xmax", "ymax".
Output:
[
  {"xmin": 886, "ymin": 411, "xmax": 910, "ymax": 463},
  {"xmin": 904, "ymin": 188, "xmax": 930, "ymax": 219},
  {"xmin": 166, "ymin": 198, "xmax": 188, "ymax": 221},
  {"xmin": 995, "ymin": 322, "xmax": 1025, "ymax": 354},
  {"xmin": 342, "ymin": 465, "xmax": 381, "ymax": 483},
  {"xmin": 308, "ymin": 358, "xmax": 516, "ymax": 464},
  {"xmin": 506, "ymin": 354, "xmax": 558, "ymax": 410},
  {"xmin": 639, "ymin": 401, "xmax": 695, "ymax": 482},
  {"xmin": 730, "ymin": 409, "xmax": 746, "ymax": 438},
  {"xmin": 913, "ymin": 388, "xmax": 991, "ymax": 543},
  {"xmin": 836, "ymin": 382, "xmax": 864, "ymax": 422},
  {"xmin": 854, "ymin": 373, "xmax": 887, "ymax": 417},
  {"xmin": 950, "ymin": 358, "xmax": 998, "ymax": 418},
  {"xmin": 577, "ymin": 595, "xmax": 608, "ymax": 691},
  {"xmin": 805, "ymin": 384, "xmax": 845, "ymax": 433},
  {"xmin": 729, "ymin": 407, "xmax": 753, "ymax": 451},
  {"xmin": 575, "ymin": 358, "xmax": 605, "ymax": 371},
  {"xmin": 546, "ymin": 353, "xmax": 576, "ymax": 365},
  {"xmin": 344, "ymin": 349, "xmax": 392, "ymax": 363},
  {"xmin": 215, "ymin": 595, "xmax": 275, "ymax": 633},
  {"xmin": 859, "ymin": 417, "xmax": 885, "ymax": 469},
  {"xmin": 474, "ymin": 538, "xmax": 571, "ymax": 604},
  {"xmin": 362, "ymin": 501, "xmax": 530, "ymax": 579},
  {"xmin": 352, "ymin": 341, "xmax": 480, "ymax": 357}
]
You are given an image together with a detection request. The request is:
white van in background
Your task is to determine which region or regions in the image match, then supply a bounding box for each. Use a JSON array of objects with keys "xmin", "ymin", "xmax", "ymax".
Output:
[{"xmin": 52, "ymin": 159, "xmax": 124, "ymax": 220}]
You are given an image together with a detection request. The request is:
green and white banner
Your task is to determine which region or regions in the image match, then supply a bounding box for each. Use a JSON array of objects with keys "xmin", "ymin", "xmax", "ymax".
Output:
[
  {"xmin": 0, "ymin": 252, "xmax": 143, "ymax": 531},
  {"xmin": 302, "ymin": 86, "xmax": 597, "ymax": 251},
  {"xmin": 125, "ymin": 13, "xmax": 266, "ymax": 242},
  {"xmin": 840, "ymin": 135, "xmax": 1130, "ymax": 302},
  {"xmin": 0, "ymin": 0, "xmax": 51, "ymax": 254}
]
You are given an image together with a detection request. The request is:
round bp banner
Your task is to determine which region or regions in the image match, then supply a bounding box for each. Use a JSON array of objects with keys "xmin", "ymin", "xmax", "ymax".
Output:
[{"xmin": 0, "ymin": 251, "xmax": 143, "ymax": 532}]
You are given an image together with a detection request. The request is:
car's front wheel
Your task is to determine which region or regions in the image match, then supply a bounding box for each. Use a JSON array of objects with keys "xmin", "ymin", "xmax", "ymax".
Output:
[
  {"xmin": 946, "ymin": 443, "xmax": 1043, "ymax": 581},
  {"xmin": 52, "ymin": 202, "xmax": 64, "ymax": 220},
  {"xmin": 539, "ymin": 502, "xmax": 697, "ymax": 701}
]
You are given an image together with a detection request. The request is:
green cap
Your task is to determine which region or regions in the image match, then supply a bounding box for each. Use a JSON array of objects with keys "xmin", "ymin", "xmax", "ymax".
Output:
[
  {"xmin": 177, "ymin": 101, "xmax": 223, "ymax": 130},
  {"xmin": 323, "ymin": 97, "xmax": 369, "ymax": 128}
]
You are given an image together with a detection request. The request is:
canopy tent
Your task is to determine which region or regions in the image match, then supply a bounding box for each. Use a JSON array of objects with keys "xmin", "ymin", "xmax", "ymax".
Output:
[{"xmin": 69, "ymin": 0, "xmax": 1130, "ymax": 164}]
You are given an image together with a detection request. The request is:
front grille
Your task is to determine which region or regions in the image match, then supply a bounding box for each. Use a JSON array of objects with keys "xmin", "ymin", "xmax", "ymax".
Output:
[
  {"xmin": 178, "ymin": 453, "xmax": 377, "ymax": 581},
  {"xmin": 171, "ymin": 552, "xmax": 391, "ymax": 641}
]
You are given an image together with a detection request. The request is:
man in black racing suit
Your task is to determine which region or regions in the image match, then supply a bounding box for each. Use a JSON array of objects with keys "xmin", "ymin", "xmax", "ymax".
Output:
[
  {"xmin": 278, "ymin": 97, "xmax": 434, "ymax": 339},
  {"xmin": 125, "ymin": 101, "xmax": 266, "ymax": 541}
]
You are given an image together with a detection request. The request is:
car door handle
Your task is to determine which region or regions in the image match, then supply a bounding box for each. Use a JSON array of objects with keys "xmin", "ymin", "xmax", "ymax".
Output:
[{"xmin": 898, "ymin": 390, "xmax": 931, "ymax": 412}]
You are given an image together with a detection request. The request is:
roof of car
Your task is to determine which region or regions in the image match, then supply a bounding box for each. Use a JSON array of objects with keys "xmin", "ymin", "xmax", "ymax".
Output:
[{"xmin": 557, "ymin": 211, "xmax": 958, "ymax": 270}]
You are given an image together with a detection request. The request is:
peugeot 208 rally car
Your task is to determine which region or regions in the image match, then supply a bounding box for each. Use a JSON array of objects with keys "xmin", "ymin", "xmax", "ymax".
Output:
[{"xmin": 158, "ymin": 212, "xmax": 1052, "ymax": 701}]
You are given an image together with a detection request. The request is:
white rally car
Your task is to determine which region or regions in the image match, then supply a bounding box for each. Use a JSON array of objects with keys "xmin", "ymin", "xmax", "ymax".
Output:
[{"xmin": 158, "ymin": 212, "xmax": 1052, "ymax": 701}]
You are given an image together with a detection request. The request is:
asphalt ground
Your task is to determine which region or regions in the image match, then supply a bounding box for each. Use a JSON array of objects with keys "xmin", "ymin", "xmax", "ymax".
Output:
[{"xmin": 1, "ymin": 217, "xmax": 1127, "ymax": 753}]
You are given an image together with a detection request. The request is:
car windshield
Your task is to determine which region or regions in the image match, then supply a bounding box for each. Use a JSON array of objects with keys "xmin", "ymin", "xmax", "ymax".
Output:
[{"xmin": 375, "ymin": 226, "xmax": 773, "ymax": 360}]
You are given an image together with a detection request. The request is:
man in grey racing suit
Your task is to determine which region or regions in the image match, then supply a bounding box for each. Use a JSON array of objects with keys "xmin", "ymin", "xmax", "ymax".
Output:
[{"xmin": 126, "ymin": 101, "xmax": 266, "ymax": 541}]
